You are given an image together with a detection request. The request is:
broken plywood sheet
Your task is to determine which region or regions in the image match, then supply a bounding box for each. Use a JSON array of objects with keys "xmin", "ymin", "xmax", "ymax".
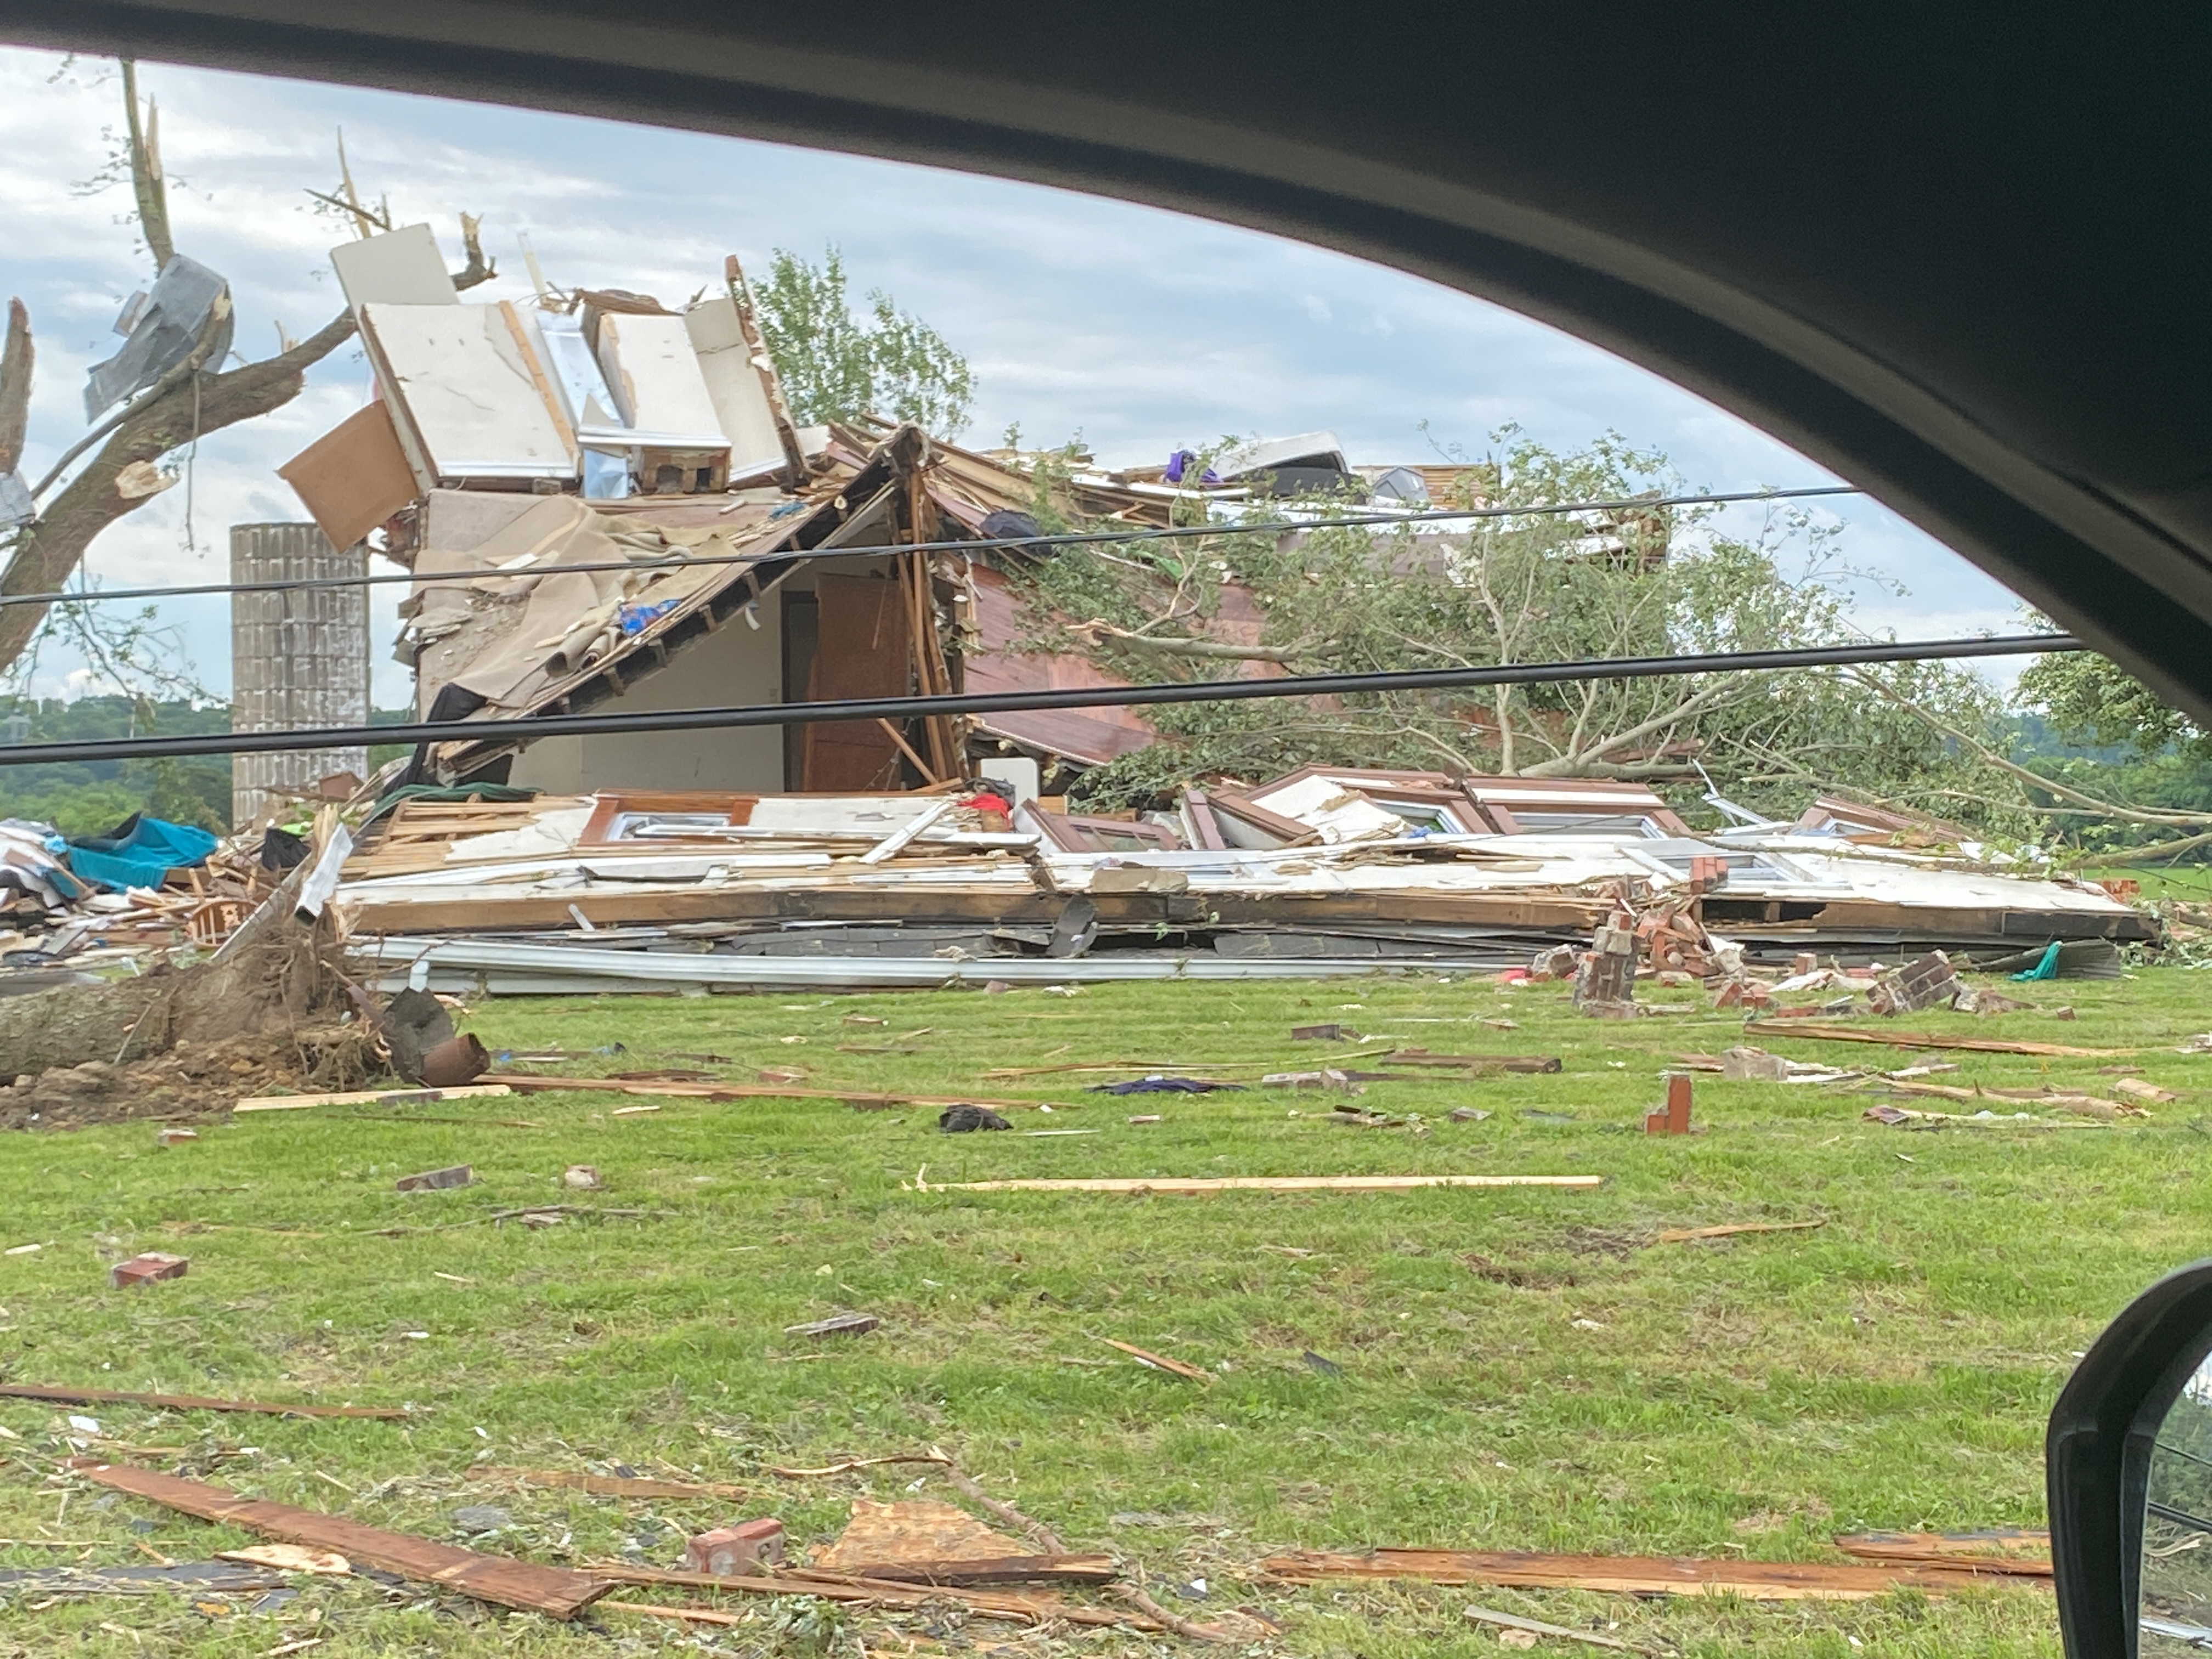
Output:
[
  {"xmin": 686, "ymin": 297, "xmax": 789, "ymax": 476},
  {"xmin": 278, "ymin": 400, "xmax": 419, "ymax": 551},
  {"xmin": 330, "ymin": 224, "xmax": 458, "ymax": 309},
  {"xmin": 362, "ymin": 302, "xmax": 575, "ymax": 483},
  {"xmin": 812, "ymin": 1500, "xmax": 1025, "ymax": 1572},
  {"xmin": 1243, "ymin": 773, "xmax": 1410, "ymax": 844}
]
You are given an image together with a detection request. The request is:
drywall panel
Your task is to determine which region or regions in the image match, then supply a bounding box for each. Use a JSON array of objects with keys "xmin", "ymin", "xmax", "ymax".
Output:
[
  {"xmin": 595, "ymin": 312, "xmax": 726, "ymax": 448},
  {"xmin": 331, "ymin": 224, "xmax": 457, "ymax": 309},
  {"xmin": 685, "ymin": 297, "xmax": 787, "ymax": 476},
  {"xmin": 361, "ymin": 302, "xmax": 574, "ymax": 481}
]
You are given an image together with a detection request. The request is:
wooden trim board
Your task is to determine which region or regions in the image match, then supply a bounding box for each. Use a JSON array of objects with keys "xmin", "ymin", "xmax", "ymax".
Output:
[
  {"xmin": 235, "ymin": 1085, "xmax": 514, "ymax": 1113},
  {"xmin": 1258, "ymin": 1547, "xmax": 2045, "ymax": 1599},
  {"xmin": 0, "ymin": 1384, "xmax": 404, "ymax": 1420},
  {"xmin": 922, "ymin": 1175, "xmax": 1603, "ymax": 1194}
]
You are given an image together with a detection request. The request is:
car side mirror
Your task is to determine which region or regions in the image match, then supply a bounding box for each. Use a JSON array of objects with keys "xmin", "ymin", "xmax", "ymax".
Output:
[{"xmin": 2051, "ymin": 1261, "xmax": 2212, "ymax": 1656}]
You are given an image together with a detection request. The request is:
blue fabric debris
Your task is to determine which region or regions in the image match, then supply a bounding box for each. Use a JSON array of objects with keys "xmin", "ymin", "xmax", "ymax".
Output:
[
  {"xmin": 65, "ymin": 816, "xmax": 218, "ymax": 893},
  {"xmin": 2011, "ymin": 941, "xmax": 2063, "ymax": 981}
]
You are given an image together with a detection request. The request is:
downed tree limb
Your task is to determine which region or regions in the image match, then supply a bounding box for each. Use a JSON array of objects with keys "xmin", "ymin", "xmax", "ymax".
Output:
[
  {"xmin": 768, "ymin": 1451, "xmax": 952, "ymax": 1479},
  {"xmin": 1257, "ymin": 1547, "xmax": 2046, "ymax": 1600},
  {"xmin": 921, "ymin": 1175, "xmax": 1603, "ymax": 1194},
  {"xmin": 467, "ymin": 1466, "xmax": 747, "ymax": 1502},
  {"xmin": 0, "ymin": 1384, "xmax": 403, "ymax": 1420},
  {"xmin": 66, "ymin": 1462, "xmax": 612, "ymax": 1618},
  {"xmin": 1742, "ymin": 1020, "xmax": 2118, "ymax": 1058}
]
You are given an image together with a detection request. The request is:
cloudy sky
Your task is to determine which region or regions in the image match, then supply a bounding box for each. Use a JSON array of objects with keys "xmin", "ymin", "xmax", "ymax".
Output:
[{"xmin": 0, "ymin": 46, "xmax": 2028, "ymax": 707}]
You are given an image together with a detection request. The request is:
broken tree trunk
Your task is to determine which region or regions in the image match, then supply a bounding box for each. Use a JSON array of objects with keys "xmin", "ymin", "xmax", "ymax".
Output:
[{"xmin": 0, "ymin": 858, "xmax": 343, "ymax": 1077}]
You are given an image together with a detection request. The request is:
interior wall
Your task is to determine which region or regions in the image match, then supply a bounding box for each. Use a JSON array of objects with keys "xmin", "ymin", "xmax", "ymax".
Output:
[{"xmin": 509, "ymin": 587, "xmax": 786, "ymax": 792}]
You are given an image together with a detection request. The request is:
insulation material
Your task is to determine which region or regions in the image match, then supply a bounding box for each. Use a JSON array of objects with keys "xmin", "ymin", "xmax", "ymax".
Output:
[
  {"xmin": 360, "ymin": 302, "xmax": 575, "ymax": 482},
  {"xmin": 685, "ymin": 297, "xmax": 789, "ymax": 477},
  {"xmin": 329, "ymin": 224, "xmax": 458, "ymax": 309},
  {"xmin": 276, "ymin": 401, "xmax": 418, "ymax": 551}
]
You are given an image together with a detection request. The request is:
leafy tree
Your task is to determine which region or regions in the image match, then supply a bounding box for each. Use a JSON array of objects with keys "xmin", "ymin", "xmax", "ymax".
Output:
[
  {"xmin": 1019, "ymin": 430, "xmax": 2027, "ymax": 830},
  {"xmin": 2015, "ymin": 644, "xmax": 2212, "ymax": 762},
  {"xmin": 752, "ymin": 246, "xmax": 973, "ymax": 434}
]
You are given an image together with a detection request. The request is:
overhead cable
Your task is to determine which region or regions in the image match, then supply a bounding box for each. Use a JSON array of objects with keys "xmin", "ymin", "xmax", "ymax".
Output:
[
  {"xmin": 0, "ymin": 484, "xmax": 1861, "ymax": 611},
  {"xmin": 0, "ymin": 631, "xmax": 2079, "ymax": 769}
]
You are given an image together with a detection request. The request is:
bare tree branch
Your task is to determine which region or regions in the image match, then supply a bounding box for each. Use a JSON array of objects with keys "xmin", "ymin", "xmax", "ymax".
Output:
[
  {"xmin": 0, "ymin": 298, "xmax": 30, "ymax": 476},
  {"xmin": 1064, "ymin": 618, "xmax": 1313, "ymax": 664},
  {"xmin": 120, "ymin": 60, "xmax": 172, "ymax": 269}
]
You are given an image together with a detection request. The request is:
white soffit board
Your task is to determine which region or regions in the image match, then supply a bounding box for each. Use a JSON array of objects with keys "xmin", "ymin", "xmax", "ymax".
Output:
[
  {"xmin": 686, "ymin": 297, "xmax": 788, "ymax": 476},
  {"xmin": 361, "ymin": 303, "xmax": 574, "ymax": 481},
  {"xmin": 596, "ymin": 312, "xmax": 729, "ymax": 449},
  {"xmin": 331, "ymin": 224, "xmax": 458, "ymax": 309}
]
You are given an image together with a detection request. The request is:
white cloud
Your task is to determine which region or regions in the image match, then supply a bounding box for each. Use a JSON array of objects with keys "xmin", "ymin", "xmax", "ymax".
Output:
[{"xmin": 0, "ymin": 44, "xmax": 2029, "ymax": 709}]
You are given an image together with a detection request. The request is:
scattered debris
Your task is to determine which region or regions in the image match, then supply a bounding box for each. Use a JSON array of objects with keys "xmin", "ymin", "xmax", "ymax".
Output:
[
  {"xmin": 1089, "ymin": 1076, "xmax": 1244, "ymax": 1094},
  {"xmin": 1833, "ymin": 1529, "xmax": 2050, "ymax": 1575},
  {"xmin": 2114, "ymin": 1077, "xmax": 2179, "ymax": 1104},
  {"xmin": 783, "ymin": 1312, "xmax": 881, "ymax": 1339},
  {"xmin": 155, "ymin": 1127, "xmax": 197, "ymax": 1146},
  {"xmin": 685, "ymin": 1518, "xmax": 785, "ymax": 1575},
  {"xmin": 1867, "ymin": 950, "xmax": 1962, "ymax": 1015},
  {"xmin": 815, "ymin": 1499, "xmax": 1026, "ymax": 1572},
  {"xmin": 469, "ymin": 1466, "xmax": 748, "ymax": 1501},
  {"xmin": 1100, "ymin": 1338, "xmax": 1212, "ymax": 1382},
  {"xmin": 233, "ymin": 1084, "xmax": 512, "ymax": 1113},
  {"xmin": 1259, "ymin": 1547, "xmax": 2046, "ymax": 1599},
  {"xmin": 939, "ymin": 1105, "xmax": 1011, "ymax": 1133},
  {"xmin": 1463, "ymin": 1603, "xmax": 1666, "ymax": 1655},
  {"xmin": 1652, "ymin": 1220, "xmax": 1824, "ymax": 1244},
  {"xmin": 561, "ymin": 1164, "xmax": 602, "ymax": 1189},
  {"xmin": 109, "ymin": 1252, "xmax": 187, "ymax": 1289},
  {"xmin": 1742, "ymin": 1021, "xmax": 2118, "ymax": 1057},
  {"xmin": 1127, "ymin": 1113, "xmax": 1164, "ymax": 1124},
  {"xmin": 0, "ymin": 1384, "xmax": 404, "ymax": 1419},
  {"xmin": 917, "ymin": 1174, "xmax": 1602, "ymax": 1194},
  {"xmin": 217, "ymin": 1544, "xmax": 352, "ymax": 1576},
  {"xmin": 394, "ymin": 1163, "xmax": 472, "ymax": 1192},
  {"xmin": 66, "ymin": 1462, "xmax": 613, "ymax": 1617},
  {"xmin": 1644, "ymin": 1075, "xmax": 1693, "ymax": 1136},
  {"xmin": 1291, "ymin": 1023, "xmax": 1353, "ymax": 1041}
]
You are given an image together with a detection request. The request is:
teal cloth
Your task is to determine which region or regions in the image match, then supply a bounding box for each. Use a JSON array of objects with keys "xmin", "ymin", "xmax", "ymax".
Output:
[
  {"xmin": 64, "ymin": 817, "xmax": 218, "ymax": 892},
  {"xmin": 2010, "ymin": 941, "xmax": 2063, "ymax": 981}
]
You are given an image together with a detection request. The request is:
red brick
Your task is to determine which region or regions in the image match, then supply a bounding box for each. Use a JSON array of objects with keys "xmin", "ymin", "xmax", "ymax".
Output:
[
  {"xmin": 110, "ymin": 1252, "xmax": 187, "ymax": 1289},
  {"xmin": 685, "ymin": 1517, "xmax": 785, "ymax": 1576}
]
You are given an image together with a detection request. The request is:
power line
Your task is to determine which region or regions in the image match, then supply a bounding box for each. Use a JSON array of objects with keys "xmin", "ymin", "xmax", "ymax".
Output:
[
  {"xmin": 0, "ymin": 484, "xmax": 1860, "ymax": 611},
  {"xmin": 0, "ymin": 631, "xmax": 2078, "ymax": 769}
]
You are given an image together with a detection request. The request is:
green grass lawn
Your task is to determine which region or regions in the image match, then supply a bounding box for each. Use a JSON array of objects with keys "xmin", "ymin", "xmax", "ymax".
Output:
[{"xmin": 4, "ymin": 963, "xmax": 2211, "ymax": 1657}]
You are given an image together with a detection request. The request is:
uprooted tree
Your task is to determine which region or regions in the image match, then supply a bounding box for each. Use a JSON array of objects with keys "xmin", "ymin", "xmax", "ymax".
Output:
[
  {"xmin": 1014, "ymin": 430, "xmax": 2039, "ymax": 831},
  {"xmin": 0, "ymin": 60, "xmax": 492, "ymax": 684}
]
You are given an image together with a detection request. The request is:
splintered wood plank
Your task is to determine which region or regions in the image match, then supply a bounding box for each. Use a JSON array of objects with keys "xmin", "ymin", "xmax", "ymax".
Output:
[
  {"xmin": 929, "ymin": 1175, "xmax": 1602, "ymax": 1194},
  {"xmin": 234, "ymin": 1085, "xmax": 512, "ymax": 1113},
  {"xmin": 0, "ymin": 1384, "xmax": 404, "ymax": 1420},
  {"xmin": 1835, "ymin": 1530, "xmax": 2051, "ymax": 1573},
  {"xmin": 1257, "ymin": 1548, "xmax": 2045, "ymax": 1599},
  {"xmin": 486, "ymin": 1074, "xmax": 1047, "ymax": 1111},
  {"xmin": 69, "ymin": 1463, "xmax": 613, "ymax": 1618},
  {"xmin": 1742, "ymin": 1020, "xmax": 2117, "ymax": 1057},
  {"xmin": 467, "ymin": 1466, "xmax": 748, "ymax": 1502}
]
